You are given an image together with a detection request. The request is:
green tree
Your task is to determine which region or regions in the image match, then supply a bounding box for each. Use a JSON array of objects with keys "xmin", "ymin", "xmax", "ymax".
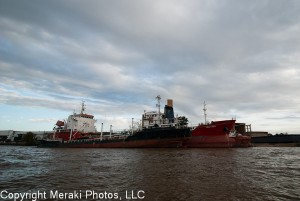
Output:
[
  {"xmin": 178, "ymin": 116, "xmax": 189, "ymax": 126},
  {"xmin": 23, "ymin": 132, "xmax": 36, "ymax": 146}
]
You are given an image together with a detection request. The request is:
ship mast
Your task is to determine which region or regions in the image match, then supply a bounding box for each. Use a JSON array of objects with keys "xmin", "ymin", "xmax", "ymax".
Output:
[
  {"xmin": 156, "ymin": 95, "xmax": 161, "ymax": 125},
  {"xmin": 80, "ymin": 101, "xmax": 86, "ymax": 114},
  {"xmin": 203, "ymin": 101, "xmax": 207, "ymax": 125}
]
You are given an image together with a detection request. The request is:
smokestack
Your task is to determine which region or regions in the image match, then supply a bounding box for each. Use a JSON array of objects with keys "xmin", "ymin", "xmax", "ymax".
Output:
[{"xmin": 167, "ymin": 99, "xmax": 173, "ymax": 107}]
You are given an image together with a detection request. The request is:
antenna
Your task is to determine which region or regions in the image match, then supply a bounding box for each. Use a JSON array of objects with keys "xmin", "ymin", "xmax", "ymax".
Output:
[
  {"xmin": 156, "ymin": 95, "xmax": 161, "ymax": 114},
  {"xmin": 203, "ymin": 101, "xmax": 207, "ymax": 124},
  {"xmin": 81, "ymin": 101, "xmax": 86, "ymax": 114},
  {"xmin": 156, "ymin": 95, "xmax": 161, "ymax": 125}
]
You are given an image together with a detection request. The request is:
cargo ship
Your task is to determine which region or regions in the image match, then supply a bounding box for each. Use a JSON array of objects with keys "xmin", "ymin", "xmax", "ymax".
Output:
[
  {"xmin": 251, "ymin": 134, "xmax": 300, "ymax": 146},
  {"xmin": 183, "ymin": 120, "xmax": 244, "ymax": 148},
  {"xmin": 37, "ymin": 96, "xmax": 191, "ymax": 148},
  {"xmin": 37, "ymin": 97, "xmax": 251, "ymax": 148},
  {"xmin": 182, "ymin": 103, "xmax": 251, "ymax": 148}
]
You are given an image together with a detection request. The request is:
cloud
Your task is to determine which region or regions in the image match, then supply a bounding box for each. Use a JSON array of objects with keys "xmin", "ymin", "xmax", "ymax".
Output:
[
  {"xmin": 28, "ymin": 118, "xmax": 57, "ymax": 123},
  {"xmin": 1, "ymin": 0, "xmax": 300, "ymax": 133}
]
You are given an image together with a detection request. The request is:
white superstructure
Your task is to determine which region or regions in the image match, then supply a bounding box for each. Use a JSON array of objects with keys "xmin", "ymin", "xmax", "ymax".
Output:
[
  {"xmin": 141, "ymin": 97, "xmax": 179, "ymax": 128},
  {"xmin": 55, "ymin": 102, "xmax": 97, "ymax": 133}
]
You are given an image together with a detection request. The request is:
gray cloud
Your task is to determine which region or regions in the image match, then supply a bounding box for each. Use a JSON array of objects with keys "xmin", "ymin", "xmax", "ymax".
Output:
[{"xmin": 1, "ymin": 0, "xmax": 300, "ymax": 133}]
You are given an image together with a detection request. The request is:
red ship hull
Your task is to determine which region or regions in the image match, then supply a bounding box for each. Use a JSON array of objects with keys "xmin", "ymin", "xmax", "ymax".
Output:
[
  {"xmin": 183, "ymin": 120, "xmax": 251, "ymax": 148},
  {"xmin": 39, "ymin": 127, "xmax": 192, "ymax": 148},
  {"xmin": 53, "ymin": 130, "xmax": 91, "ymax": 141},
  {"xmin": 232, "ymin": 135, "xmax": 252, "ymax": 147},
  {"xmin": 183, "ymin": 135, "xmax": 236, "ymax": 148},
  {"xmin": 43, "ymin": 138, "xmax": 184, "ymax": 148}
]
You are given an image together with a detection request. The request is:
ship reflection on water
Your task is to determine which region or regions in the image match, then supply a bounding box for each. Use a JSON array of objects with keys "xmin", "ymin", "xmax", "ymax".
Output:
[{"xmin": 0, "ymin": 146, "xmax": 299, "ymax": 201}]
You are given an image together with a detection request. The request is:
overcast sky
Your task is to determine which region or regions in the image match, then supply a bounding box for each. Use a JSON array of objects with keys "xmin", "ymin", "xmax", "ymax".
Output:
[{"xmin": 1, "ymin": 0, "xmax": 300, "ymax": 133}]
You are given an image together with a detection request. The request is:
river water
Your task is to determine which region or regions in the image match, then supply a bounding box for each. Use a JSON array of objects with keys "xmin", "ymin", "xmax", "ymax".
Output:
[{"xmin": 0, "ymin": 146, "xmax": 299, "ymax": 201}]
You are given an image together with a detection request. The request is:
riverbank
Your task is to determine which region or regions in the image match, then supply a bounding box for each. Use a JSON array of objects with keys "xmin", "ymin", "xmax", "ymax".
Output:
[
  {"xmin": 252, "ymin": 143, "xmax": 300, "ymax": 147},
  {"xmin": 1, "ymin": 142, "xmax": 300, "ymax": 147},
  {"xmin": 0, "ymin": 142, "xmax": 34, "ymax": 146}
]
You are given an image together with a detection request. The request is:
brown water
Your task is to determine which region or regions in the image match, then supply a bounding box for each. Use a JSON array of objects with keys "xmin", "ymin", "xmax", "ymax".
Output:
[{"xmin": 0, "ymin": 146, "xmax": 299, "ymax": 201}]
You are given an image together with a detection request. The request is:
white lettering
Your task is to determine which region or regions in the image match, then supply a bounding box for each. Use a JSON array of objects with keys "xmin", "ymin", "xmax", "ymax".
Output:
[
  {"xmin": 0, "ymin": 190, "xmax": 47, "ymax": 201},
  {"xmin": 0, "ymin": 190, "xmax": 8, "ymax": 199},
  {"xmin": 85, "ymin": 190, "xmax": 119, "ymax": 200},
  {"xmin": 137, "ymin": 190, "xmax": 145, "ymax": 199},
  {"xmin": 1, "ymin": 189, "xmax": 123, "ymax": 201},
  {"xmin": 50, "ymin": 190, "xmax": 59, "ymax": 199},
  {"xmin": 126, "ymin": 190, "xmax": 145, "ymax": 200},
  {"xmin": 85, "ymin": 190, "xmax": 93, "ymax": 198}
]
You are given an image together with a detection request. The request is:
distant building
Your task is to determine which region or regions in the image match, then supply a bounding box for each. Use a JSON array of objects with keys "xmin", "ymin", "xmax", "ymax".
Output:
[
  {"xmin": 0, "ymin": 130, "xmax": 13, "ymax": 141},
  {"xmin": 0, "ymin": 130, "xmax": 52, "ymax": 142},
  {"xmin": 235, "ymin": 123, "xmax": 269, "ymax": 137},
  {"xmin": 249, "ymin": 131, "xmax": 269, "ymax": 137}
]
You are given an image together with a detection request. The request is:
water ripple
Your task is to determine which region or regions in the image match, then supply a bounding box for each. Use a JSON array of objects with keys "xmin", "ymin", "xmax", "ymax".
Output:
[{"xmin": 0, "ymin": 146, "xmax": 299, "ymax": 201}]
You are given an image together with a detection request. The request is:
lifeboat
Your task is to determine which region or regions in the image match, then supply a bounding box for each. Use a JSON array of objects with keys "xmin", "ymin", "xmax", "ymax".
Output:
[{"xmin": 56, "ymin": 120, "xmax": 64, "ymax": 127}]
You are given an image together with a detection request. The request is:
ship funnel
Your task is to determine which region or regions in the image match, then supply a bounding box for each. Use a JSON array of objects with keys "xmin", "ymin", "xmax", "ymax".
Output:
[
  {"xmin": 164, "ymin": 99, "xmax": 174, "ymax": 123},
  {"xmin": 167, "ymin": 99, "xmax": 173, "ymax": 107}
]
